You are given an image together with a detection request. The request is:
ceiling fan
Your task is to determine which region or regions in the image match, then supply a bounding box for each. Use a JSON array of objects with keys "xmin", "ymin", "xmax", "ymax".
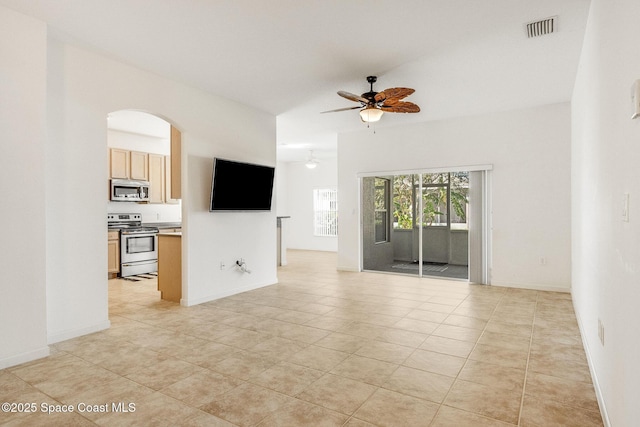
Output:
[{"xmin": 322, "ymin": 76, "xmax": 420, "ymax": 123}]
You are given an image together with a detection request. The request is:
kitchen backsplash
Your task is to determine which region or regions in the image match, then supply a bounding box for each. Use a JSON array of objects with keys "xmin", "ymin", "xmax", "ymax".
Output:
[{"xmin": 107, "ymin": 201, "xmax": 181, "ymax": 223}]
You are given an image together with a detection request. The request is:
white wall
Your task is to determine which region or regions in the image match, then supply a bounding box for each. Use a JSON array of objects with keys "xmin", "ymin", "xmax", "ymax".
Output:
[
  {"xmin": 338, "ymin": 103, "xmax": 572, "ymax": 292},
  {"xmin": 572, "ymin": 0, "xmax": 640, "ymax": 425},
  {"xmin": 278, "ymin": 159, "xmax": 338, "ymax": 252},
  {"xmin": 45, "ymin": 39, "xmax": 276, "ymax": 332},
  {"xmin": 0, "ymin": 6, "xmax": 49, "ymax": 369},
  {"xmin": 0, "ymin": 5, "xmax": 277, "ymax": 366}
]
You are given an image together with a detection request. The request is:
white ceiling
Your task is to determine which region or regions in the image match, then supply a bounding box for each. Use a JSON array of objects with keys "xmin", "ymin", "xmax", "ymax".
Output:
[{"xmin": 1, "ymin": 0, "xmax": 591, "ymax": 162}]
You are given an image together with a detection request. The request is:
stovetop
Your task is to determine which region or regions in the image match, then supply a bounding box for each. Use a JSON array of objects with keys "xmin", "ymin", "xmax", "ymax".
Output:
[{"xmin": 108, "ymin": 213, "xmax": 158, "ymax": 233}]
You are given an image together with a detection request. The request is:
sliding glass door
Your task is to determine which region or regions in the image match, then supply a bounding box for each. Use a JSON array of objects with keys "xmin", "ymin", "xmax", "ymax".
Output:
[{"xmin": 362, "ymin": 170, "xmax": 487, "ymax": 282}]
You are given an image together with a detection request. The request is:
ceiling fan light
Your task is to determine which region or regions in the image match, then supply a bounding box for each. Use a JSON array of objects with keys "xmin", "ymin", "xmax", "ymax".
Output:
[
  {"xmin": 305, "ymin": 161, "xmax": 318, "ymax": 169},
  {"xmin": 360, "ymin": 107, "xmax": 384, "ymax": 122}
]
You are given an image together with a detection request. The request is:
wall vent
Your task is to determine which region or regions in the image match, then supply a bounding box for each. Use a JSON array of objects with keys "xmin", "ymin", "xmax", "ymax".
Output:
[{"xmin": 525, "ymin": 16, "xmax": 557, "ymax": 38}]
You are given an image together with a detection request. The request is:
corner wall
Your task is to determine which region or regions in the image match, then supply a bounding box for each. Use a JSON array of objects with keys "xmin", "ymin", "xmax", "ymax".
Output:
[
  {"xmin": 571, "ymin": 0, "xmax": 640, "ymax": 425},
  {"xmin": 0, "ymin": 6, "xmax": 49, "ymax": 368},
  {"xmin": 0, "ymin": 4, "xmax": 276, "ymax": 368}
]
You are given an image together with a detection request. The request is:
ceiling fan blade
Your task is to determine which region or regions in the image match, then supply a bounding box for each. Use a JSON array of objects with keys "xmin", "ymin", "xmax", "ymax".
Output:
[
  {"xmin": 338, "ymin": 91, "xmax": 369, "ymax": 104},
  {"xmin": 374, "ymin": 87, "xmax": 415, "ymax": 103},
  {"xmin": 380, "ymin": 101, "xmax": 420, "ymax": 113},
  {"xmin": 320, "ymin": 105, "xmax": 363, "ymax": 114}
]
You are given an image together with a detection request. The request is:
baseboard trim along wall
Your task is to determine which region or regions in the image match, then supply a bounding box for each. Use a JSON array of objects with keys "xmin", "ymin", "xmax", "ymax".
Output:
[
  {"xmin": 0, "ymin": 346, "xmax": 50, "ymax": 370},
  {"xmin": 573, "ymin": 299, "xmax": 611, "ymax": 427},
  {"xmin": 47, "ymin": 320, "xmax": 111, "ymax": 345}
]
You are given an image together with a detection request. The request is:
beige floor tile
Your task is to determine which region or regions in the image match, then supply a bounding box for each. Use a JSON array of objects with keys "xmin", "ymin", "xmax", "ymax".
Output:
[
  {"xmin": 125, "ymin": 357, "xmax": 206, "ymax": 390},
  {"xmin": 477, "ymin": 330, "xmax": 531, "ymax": 352},
  {"xmin": 444, "ymin": 379, "xmax": 522, "ymax": 424},
  {"xmin": 406, "ymin": 308, "xmax": 449, "ymax": 323},
  {"xmin": 94, "ymin": 391, "xmax": 218, "ymax": 427},
  {"xmin": 314, "ymin": 332, "xmax": 370, "ymax": 353},
  {"xmin": 520, "ymin": 395, "xmax": 604, "ymax": 427},
  {"xmin": 297, "ymin": 373, "xmax": 377, "ymax": 415},
  {"xmin": 458, "ymin": 359, "xmax": 525, "ymax": 390},
  {"xmin": 420, "ymin": 335, "xmax": 476, "ymax": 358},
  {"xmin": 160, "ymin": 370, "xmax": 242, "ymax": 407},
  {"xmin": 392, "ymin": 317, "xmax": 440, "ymax": 335},
  {"xmin": 485, "ymin": 319, "xmax": 533, "ymax": 337},
  {"xmin": 0, "ymin": 250, "xmax": 606, "ymax": 427},
  {"xmin": 383, "ymin": 366, "xmax": 454, "ymax": 403},
  {"xmin": 524, "ymin": 371, "xmax": 600, "ymax": 412},
  {"xmin": 201, "ymin": 382, "xmax": 295, "ymax": 426},
  {"xmin": 329, "ymin": 354, "xmax": 398, "ymax": 386},
  {"xmin": 468, "ymin": 343, "xmax": 529, "ymax": 370},
  {"xmin": 403, "ymin": 348, "xmax": 466, "ymax": 377},
  {"xmin": 432, "ymin": 405, "xmax": 517, "ymax": 427},
  {"xmin": 257, "ymin": 398, "xmax": 348, "ymax": 426},
  {"xmin": 432, "ymin": 323, "xmax": 483, "ymax": 342},
  {"xmin": 250, "ymin": 361, "xmax": 324, "ymax": 396},
  {"xmin": 528, "ymin": 354, "xmax": 593, "ymax": 383},
  {"xmin": 208, "ymin": 350, "xmax": 277, "ymax": 380},
  {"xmin": 354, "ymin": 340, "xmax": 414, "ymax": 364},
  {"xmin": 444, "ymin": 313, "xmax": 489, "ymax": 330},
  {"xmin": 288, "ymin": 344, "xmax": 350, "ymax": 371},
  {"xmin": 354, "ymin": 388, "xmax": 440, "ymax": 426}
]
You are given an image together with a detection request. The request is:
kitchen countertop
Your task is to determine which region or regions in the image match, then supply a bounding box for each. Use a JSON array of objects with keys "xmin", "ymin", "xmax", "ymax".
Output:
[{"xmin": 143, "ymin": 222, "xmax": 182, "ymax": 229}]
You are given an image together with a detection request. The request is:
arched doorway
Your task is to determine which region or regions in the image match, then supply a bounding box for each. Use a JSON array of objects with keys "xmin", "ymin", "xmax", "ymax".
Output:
[{"xmin": 106, "ymin": 110, "xmax": 182, "ymax": 306}]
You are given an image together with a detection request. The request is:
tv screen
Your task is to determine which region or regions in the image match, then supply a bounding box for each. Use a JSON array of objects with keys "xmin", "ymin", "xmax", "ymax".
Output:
[{"xmin": 210, "ymin": 158, "xmax": 275, "ymax": 211}]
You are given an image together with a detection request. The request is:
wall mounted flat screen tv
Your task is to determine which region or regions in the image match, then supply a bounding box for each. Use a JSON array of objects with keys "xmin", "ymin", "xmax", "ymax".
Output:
[{"xmin": 210, "ymin": 158, "xmax": 275, "ymax": 211}]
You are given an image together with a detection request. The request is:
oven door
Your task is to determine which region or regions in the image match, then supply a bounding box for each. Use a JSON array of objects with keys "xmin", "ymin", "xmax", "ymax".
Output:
[{"xmin": 121, "ymin": 232, "xmax": 158, "ymax": 264}]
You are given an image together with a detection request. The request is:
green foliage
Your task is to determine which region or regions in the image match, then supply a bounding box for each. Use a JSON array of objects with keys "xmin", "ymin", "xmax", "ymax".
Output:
[{"xmin": 392, "ymin": 172, "xmax": 469, "ymax": 229}]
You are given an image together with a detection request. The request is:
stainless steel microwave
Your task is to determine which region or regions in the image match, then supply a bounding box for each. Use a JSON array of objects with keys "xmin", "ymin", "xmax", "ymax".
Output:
[{"xmin": 110, "ymin": 179, "xmax": 150, "ymax": 202}]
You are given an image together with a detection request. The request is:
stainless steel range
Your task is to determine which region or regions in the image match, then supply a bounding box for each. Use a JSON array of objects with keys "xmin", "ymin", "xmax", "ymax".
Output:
[{"xmin": 108, "ymin": 213, "xmax": 159, "ymax": 277}]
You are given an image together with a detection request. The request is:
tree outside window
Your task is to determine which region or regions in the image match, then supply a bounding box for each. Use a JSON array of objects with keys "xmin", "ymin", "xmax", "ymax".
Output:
[{"xmin": 393, "ymin": 172, "xmax": 468, "ymax": 230}]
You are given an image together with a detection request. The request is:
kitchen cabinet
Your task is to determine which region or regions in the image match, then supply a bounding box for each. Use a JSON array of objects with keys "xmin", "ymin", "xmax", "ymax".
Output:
[
  {"xmin": 109, "ymin": 148, "xmax": 130, "ymax": 179},
  {"xmin": 148, "ymin": 153, "xmax": 165, "ymax": 204},
  {"xmin": 107, "ymin": 230, "xmax": 120, "ymax": 275},
  {"xmin": 170, "ymin": 126, "xmax": 181, "ymax": 199},
  {"xmin": 158, "ymin": 227, "xmax": 181, "ymax": 234},
  {"xmin": 165, "ymin": 154, "xmax": 179, "ymax": 204},
  {"xmin": 158, "ymin": 233, "xmax": 181, "ymax": 302},
  {"xmin": 130, "ymin": 151, "xmax": 149, "ymax": 181},
  {"xmin": 109, "ymin": 148, "xmax": 148, "ymax": 181}
]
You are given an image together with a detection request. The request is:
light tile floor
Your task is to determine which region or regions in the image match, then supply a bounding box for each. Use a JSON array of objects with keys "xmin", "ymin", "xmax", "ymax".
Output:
[{"xmin": 1, "ymin": 250, "xmax": 603, "ymax": 426}]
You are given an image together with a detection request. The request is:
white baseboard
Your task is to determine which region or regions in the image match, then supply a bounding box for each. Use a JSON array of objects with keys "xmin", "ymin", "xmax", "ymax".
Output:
[
  {"xmin": 336, "ymin": 265, "xmax": 359, "ymax": 272},
  {"xmin": 0, "ymin": 346, "xmax": 50, "ymax": 370},
  {"xmin": 490, "ymin": 280, "xmax": 571, "ymax": 293},
  {"xmin": 572, "ymin": 300, "xmax": 611, "ymax": 427},
  {"xmin": 47, "ymin": 320, "xmax": 111, "ymax": 345},
  {"xmin": 181, "ymin": 279, "xmax": 277, "ymax": 307}
]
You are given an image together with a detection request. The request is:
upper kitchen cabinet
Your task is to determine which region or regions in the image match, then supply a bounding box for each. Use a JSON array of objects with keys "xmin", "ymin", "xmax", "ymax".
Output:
[
  {"xmin": 130, "ymin": 151, "xmax": 149, "ymax": 181},
  {"xmin": 170, "ymin": 125, "xmax": 181, "ymax": 200},
  {"xmin": 109, "ymin": 148, "xmax": 130, "ymax": 179},
  {"xmin": 109, "ymin": 148, "xmax": 148, "ymax": 181},
  {"xmin": 148, "ymin": 153, "xmax": 165, "ymax": 204}
]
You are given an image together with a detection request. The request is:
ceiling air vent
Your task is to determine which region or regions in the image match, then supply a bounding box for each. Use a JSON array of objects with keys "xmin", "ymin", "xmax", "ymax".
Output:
[{"xmin": 525, "ymin": 16, "xmax": 557, "ymax": 38}]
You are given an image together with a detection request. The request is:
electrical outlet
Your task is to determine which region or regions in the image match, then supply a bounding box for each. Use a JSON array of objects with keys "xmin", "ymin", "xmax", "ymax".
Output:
[
  {"xmin": 220, "ymin": 261, "xmax": 225, "ymax": 270},
  {"xmin": 598, "ymin": 318, "xmax": 605, "ymax": 346},
  {"xmin": 623, "ymin": 193, "xmax": 630, "ymax": 222},
  {"xmin": 539, "ymin": 257, "xmax": 547, "ymax": 266}
]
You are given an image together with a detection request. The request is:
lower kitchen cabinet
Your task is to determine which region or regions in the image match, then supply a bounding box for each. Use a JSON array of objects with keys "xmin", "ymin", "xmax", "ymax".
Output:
[
  {"xmin": 108, "ymin": 230, "xmax": 120, "ymax": 275},
  {"xmin": 158, "ymin": 233, "xmax": 181, "ymax": 302}
]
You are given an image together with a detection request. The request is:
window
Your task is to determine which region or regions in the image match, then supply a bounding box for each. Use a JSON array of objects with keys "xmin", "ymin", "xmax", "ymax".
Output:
[
  {"xmin": 313, "ymin": 188, "xmax": 338, "ymax": 236},
  {"xmin": 374, "ymin": 178, "xmax": 390, "ymax": 243},
  {"xmin": 392, "ymin": 172, "xmax": 469, "ymax": 229}
]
